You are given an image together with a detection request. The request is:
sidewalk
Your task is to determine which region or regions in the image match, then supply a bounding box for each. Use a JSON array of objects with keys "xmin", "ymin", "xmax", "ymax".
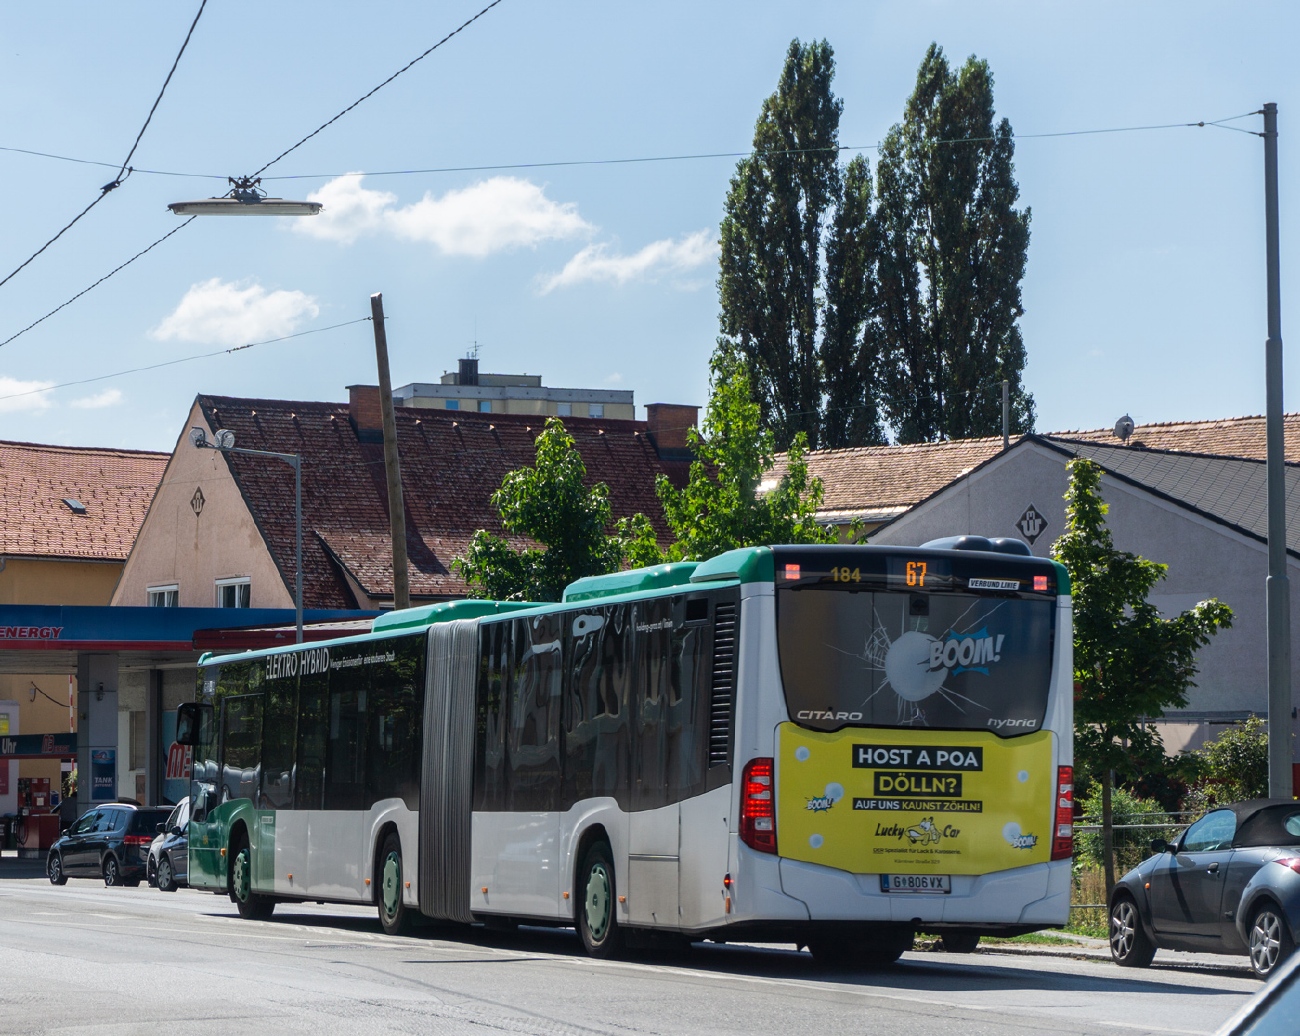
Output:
[{"xmin": 969, "ymin": 933, "xmax": 1255, "ymax": 974}]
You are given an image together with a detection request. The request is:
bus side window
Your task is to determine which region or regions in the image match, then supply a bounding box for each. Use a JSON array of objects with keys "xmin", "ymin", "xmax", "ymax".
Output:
[
  {"xmin": 221, "ymin": 694, "xmax": 263, "ymax": 805},
  {"xmin": 473, "ymin": 622, "xmax": 509, "ymax": 811},
  {"xmin": 506, "ymin": 614, "xmax": 563, "ymax": 811},
  {"xmin": 667, "ymin": 599, "xmax": 710, "ymax": 802},
  {"xmin": 565, "ymin": 604, "xmax": 632, "ymax": 808},
  {"xmin": 325, "ymin": 651, "xmax": 367, "ymax": 811},
  {"xmin": 365, "ymin": 636, "xmax": 426, "ymax": 811},
  {"xmin": 633, "ymin": 596, "xmax": 673, "ymax": 811},
  {"xmin": 295, "ymin": 671, "xmax": 327, "ymax": 811},
  {"xmin": 261, "ymin": 675, "xmax": 296, "ymax": 810}
]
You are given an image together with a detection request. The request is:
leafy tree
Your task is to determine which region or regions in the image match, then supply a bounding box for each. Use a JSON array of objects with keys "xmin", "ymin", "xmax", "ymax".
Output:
[
  {"xmin": 454, "ymin": 419, "xmax": 645, "ymax": 602},
  {"xmin": 717, "ymin": 39, "xmax": 885, "ymax": 451},
  {"xmin": 634, "ymin": 358, "xmax": 838, "ymax": 563},
  {"xmin": 874, "ymin": 44, "xmax": 1034, "ymax": 443},
  {"xmin": 1051, "ymin": 459, "xmax": 1232, "ymax": 894},
  {"xmin": 1183, "ymin": 717, "xmax": 1269, "ymax": 815}
]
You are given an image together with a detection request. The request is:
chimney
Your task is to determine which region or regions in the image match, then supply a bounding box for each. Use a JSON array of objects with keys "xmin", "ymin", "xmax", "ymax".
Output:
[
  {"xmin": 458, "ymin": 356, "xmax": 479, "ymax": 386},
  {"xmin": 347, "ymin": 384, "xmax": 384, "ymax": 443},
  {"xmin": 645, "ymin": 403, "xmax": 699, "ymax": 461}
]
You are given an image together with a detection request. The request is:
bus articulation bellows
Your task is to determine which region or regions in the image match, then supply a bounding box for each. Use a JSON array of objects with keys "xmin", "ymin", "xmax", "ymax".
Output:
[{"xmin": 176, "ymin": 540, "xmax": 1073, "ymax": 964}]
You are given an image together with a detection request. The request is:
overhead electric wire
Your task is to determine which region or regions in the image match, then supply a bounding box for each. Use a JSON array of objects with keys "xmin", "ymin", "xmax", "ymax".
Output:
[
  {"xmin": 0, "ymin": 1, "xmax": 504, "ymax": 351},
  {"xmin": 0, "ymin": 217, "xmax": 197, "ymax": 349},
  {"xmin": 0, "ymin": 0, "xmax": 208, "ymax": 295},
  {"xmin": 0, "ymin": 316, "xmax": 373, "ymax": 403},
  {"xmin": 1, "ymin": 110, "xmax": 1264, "ymax": 184},
  {"xmin": 250, "ymin": 0, "xmax": 507, "ymax": 177}
]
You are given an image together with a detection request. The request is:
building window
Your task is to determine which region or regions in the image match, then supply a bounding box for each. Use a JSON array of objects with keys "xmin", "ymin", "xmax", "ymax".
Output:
[
  {"xmin": 478, "ymin": 400, "xmax": 492, "ymax": 413},
  {"xmin": 128, "ymin": 711, "xmax": 147, "ymax": 770},
  {"xmin": 216, "ymin": 578, "xmax": 251, "ymax": 608},
  {"xmin": 556, "ymin": 402, "xmax": 572, "ymax": 417},
  {"xmin": 589, "ymin": 403, "xmax": 604, "ymax": 419},
  {"xmin": 147, "ymin": 585, "xmax": 178, "ymax": 607},
  {"xmin": 444, "ymin": 399, "xmax": 459, "ymax": 410}
]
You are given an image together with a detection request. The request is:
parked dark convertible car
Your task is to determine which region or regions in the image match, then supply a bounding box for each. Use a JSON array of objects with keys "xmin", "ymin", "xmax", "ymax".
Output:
[{"xmin": 1109, "ymin": 800, "xmax": 1300, "ymax": 978}]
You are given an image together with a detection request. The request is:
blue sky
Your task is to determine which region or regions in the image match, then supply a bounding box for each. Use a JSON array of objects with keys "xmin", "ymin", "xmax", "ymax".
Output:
[{"xmin": 1, "ymin": 1, "xmax": 1297, "ymax": 451}]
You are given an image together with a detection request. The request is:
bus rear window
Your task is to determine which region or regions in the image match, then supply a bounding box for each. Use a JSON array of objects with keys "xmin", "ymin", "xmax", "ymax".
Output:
[{"xmin": 776, "ymin": 586, "xmax": 1055, "ymax": 735}]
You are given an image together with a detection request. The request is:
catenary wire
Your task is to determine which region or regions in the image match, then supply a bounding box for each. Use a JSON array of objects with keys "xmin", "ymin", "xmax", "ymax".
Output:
[
  {"xmin": 0, "ymin": 0, "xmax": 208, "ymax": 293},
  {"xmin": 249, "ymin": 0, "xmax": 507, "ymax": 177},
  {"xmin": 0, "ymin": 111, "xmax": 1264, "ymax": 183},
  {"xmin": 0, "ymin": 3, "xmax": 503, "ymax": 349},
  {"xmin": 0, "ymin": 218, "xmax": 197, "ymax": 349},
  {"xmin": 0, "ymin": 316, "xmax": 372, "ymax": 403}
]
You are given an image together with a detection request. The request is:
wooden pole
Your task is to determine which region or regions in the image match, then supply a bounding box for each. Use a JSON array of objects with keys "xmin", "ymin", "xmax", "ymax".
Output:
[{"xmin": 371, "ymin": 292, "xmax": 410, "ymax": 610}]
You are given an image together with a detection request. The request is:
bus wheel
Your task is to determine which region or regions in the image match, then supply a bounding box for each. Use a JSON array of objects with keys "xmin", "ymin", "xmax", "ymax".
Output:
[
  {"xmin": 378, "ymin": 833, "xmax": 411, "ymax": 936},
  {"xmin": 231, "ymin": 840, "xmax": 275, "ymax": 921},
  {"xmin": 577, "ymin": 841, "xmax": 623, "ymax": 959},
  {"xmin": 941, "ymin": 931, "xmax": 980, "ymax": 954}
]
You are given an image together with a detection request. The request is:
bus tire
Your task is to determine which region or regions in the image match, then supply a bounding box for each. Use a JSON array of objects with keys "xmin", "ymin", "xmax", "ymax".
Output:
[
  {"xmin": 378, "ymin": 832, "xmax": 411, "ymax": 936},
  {"xmin": 577, "ymin": 840, "xmax": 623, "ymax": 959},
  {"xmin": 231, "ymin": 838, "xmax": 275, "ymax": 921},
  {"xmin": 941, "ymin": 931, "xmax": 980, "ymax": 954},
  {"xmin": 1109, "ymin": 893, "xmax": 1155, "ymax": 968}
]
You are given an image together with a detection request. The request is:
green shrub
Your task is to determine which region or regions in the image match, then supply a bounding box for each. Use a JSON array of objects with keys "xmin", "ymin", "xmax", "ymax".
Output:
[
  {"xmin": 1183, "ymin": 717, "xmax": 1268, "ymax": 814},
  {"xmin": 1076, "ymin": 785, "xmax": 1179, "ymax": 873}
]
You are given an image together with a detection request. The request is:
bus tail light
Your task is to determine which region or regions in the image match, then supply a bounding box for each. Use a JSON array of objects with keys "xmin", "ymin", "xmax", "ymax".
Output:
[
  {"xmin": 740, "ymin": 757, "xmax": 777, "ymax": 854},
  {"xmin": 1051, "ymin": 766, "xmax": 1074, "ymax": 860}
]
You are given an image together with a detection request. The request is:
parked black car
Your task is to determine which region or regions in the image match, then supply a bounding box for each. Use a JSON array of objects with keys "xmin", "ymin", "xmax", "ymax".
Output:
[
  {"xmin": 47, "ymin": 803, "xmax": 171, "ymax": 887},
  {"xmin": 1109, "ymin": 799, "xmax": 1300, "ymax": 978},
  {"xmin": 147, "ymin": 799, "xmax": 189, "ymax": 892}
]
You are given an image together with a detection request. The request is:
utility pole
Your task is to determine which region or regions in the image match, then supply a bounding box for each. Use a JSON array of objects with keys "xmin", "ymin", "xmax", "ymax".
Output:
[
  {"xmin": 371, "ymin": 292, "xmax": 410, "ymax": 611},
  {"xmin": 1262, "ymin": 103, "xmax": 1292, "ymax": 799}
]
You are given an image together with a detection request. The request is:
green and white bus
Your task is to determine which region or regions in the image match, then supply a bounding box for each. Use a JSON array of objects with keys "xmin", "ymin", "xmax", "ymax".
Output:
[{"xmin": 177, "ymin": 540, "xmax": 1073, "ymax": 963}]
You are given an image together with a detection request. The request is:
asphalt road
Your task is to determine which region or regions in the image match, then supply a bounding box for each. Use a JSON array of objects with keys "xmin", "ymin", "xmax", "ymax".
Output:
[{"xmin": 0, "ymin": 866, "xmax": 1264, "ymax": 1036}]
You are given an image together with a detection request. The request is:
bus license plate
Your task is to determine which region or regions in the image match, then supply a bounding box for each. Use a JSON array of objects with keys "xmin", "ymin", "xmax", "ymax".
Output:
[{"xmin": 881, "ymin": 874, "xmax": 951, "ymax": 893}]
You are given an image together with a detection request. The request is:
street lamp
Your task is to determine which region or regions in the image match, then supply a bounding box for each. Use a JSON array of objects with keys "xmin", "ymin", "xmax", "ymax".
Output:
[
  {"xmin": 169, "ymin": 176, "xmax": 322, "ymax": 217},
  {"xmin": 191, "ymin": 426, "xmax": 303, "ymax": 643}
]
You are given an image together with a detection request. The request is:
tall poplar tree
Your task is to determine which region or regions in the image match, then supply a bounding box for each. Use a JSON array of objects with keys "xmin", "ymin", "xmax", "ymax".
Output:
[
  {"xmin": 717, "ymin": 39, "xmax": 885, "ymax": 451},
  {"xmin": 874, "ymin": 44, "xmax": 1034, "ymax": 443}
]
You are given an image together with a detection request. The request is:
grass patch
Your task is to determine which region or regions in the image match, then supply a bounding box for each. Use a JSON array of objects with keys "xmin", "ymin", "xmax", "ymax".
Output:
[{"xmin": 981, "ymin": 932, "xmax": 1086, "ymax": 947}]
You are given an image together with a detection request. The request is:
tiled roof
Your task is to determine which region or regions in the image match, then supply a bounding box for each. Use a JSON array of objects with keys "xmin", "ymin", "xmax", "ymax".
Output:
[
  {"xmin": 791, "ymin": 414, "xmax": 1300, "ymax": 521},
  {"xmin": 196, "ymin": 396, "xmax": 689, "ymax": 607},
  {"xmin": 0, "ymin": 440, "xmax": 167, "ymax": 561},
  {"xmin": 1042, "ymin": 437, "xmax": 1300, "ymax": 552}
]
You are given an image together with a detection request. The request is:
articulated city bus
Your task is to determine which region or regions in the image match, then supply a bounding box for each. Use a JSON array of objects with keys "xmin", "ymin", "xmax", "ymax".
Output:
[{"xmin": 176, "ymin": 540, "xmax": 1073, "ymax": 963}]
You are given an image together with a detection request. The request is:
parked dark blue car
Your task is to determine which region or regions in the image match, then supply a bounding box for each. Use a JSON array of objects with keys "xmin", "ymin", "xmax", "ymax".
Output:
[{"xmin": 1109, "ymin": 800, "xmax": 1300, "ymax": 978}]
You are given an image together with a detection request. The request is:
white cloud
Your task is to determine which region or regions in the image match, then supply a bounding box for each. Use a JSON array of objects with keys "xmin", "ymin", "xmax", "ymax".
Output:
[
  {"xmin": 539, "ymin": 230, "xmax": 717, "ymax": 293},
  {"xmin": 0, "ymin": 375, "xmax": 55, "ymax": 413},
  {"xmin": 152, "ymin": 278, "xmax": 319, "ymax": 347},
  {"xmin": 294, "ymin": 174, "xmax": 591, "ymax": 257},
  {"xmin": 69, "ymin": 388, "xmax": 123, "ymax": 409}
]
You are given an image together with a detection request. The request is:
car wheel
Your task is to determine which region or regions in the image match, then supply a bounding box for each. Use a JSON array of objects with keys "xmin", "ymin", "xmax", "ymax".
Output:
[
  {"xmin": 808, "ymin": 926, "xmax": 913, "ymax": 969},
  {"xmin": 230, "ymin": 840, "xmax": 275, "ymax": 921},
  {"xmin": 941, "ymin": 931, "xmax": 981, "ymax": 954},
  {"xmin": 103, "ymin": 856, "xmax": 122, "ymax": 887},
  {"xmin": 157, "ymin": 856, "xmax": 176, "ymax": 893},
  {"xmin": 1109, "ymin": 894, "xmax": 1156, "ymax": 968},
  {"xmin": 378, "ymin": 833, "xmax": 410, "ymax": 936},
  {"xmin": 577, "ymin": 840, "xmax": 623, "ymax": 959},
  {"xmin": 47, "ymin": 852, "xmax": 67, "ymax": 886},
  {"xmin": 1248, "ymin": 901, "xmax": 1295, "ymax": 979}
]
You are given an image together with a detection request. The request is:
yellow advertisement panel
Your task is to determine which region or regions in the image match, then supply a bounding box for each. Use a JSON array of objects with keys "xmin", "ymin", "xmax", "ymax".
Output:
[{"xmin": 777, "ymin": 724, "xmax": 1053, "ymax": 876}]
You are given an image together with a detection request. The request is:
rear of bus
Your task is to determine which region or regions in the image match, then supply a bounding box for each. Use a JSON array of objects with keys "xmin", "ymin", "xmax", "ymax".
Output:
[{"xmin": 726, "ymin": 542, "xmax": 1072, "ymax": 945}]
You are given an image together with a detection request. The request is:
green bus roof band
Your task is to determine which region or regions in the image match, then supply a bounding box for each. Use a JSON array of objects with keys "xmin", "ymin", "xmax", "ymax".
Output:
[
  {"xmin": 1050, "ymin": 559, "xmax": 1071, "ymax": 596},
  {"xmin": 563, "ymin": 562, "xmax": 701, "ymax": 603},
  {"xmin": 371, "ymin": 598, "xmax": 537, "ymax": 633},
  {"xmin": 689, "ymin": 546, "xmax": 774, "ymax": 585}
]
